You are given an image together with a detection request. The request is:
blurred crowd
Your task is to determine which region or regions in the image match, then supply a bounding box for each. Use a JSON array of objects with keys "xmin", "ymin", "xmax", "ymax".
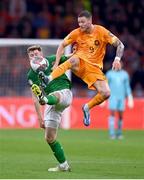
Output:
[{"xmin": 0, "ymin": 0, "xmax": 144, "ymax": 97}]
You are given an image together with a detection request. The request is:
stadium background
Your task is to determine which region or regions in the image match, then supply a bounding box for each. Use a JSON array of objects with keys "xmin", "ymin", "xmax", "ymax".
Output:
[
  {"xmin": 0, "ymin": 0, "xmax": 144, "ymax": 129},
  {"xmin": 0, "ymin": 0, "xmax": 144, "ymax": 179}
]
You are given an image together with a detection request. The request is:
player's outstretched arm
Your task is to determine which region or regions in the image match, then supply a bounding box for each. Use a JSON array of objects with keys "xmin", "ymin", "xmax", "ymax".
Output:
[
  {"xmin": 112, "ymin": 38, "xmax": 124, "ymax": 70},
  {"xmin": 125, "ymin": 73, "xmax": 134, "ymax": 109},
  {"xmin": 113, "ymin": 38, "xmax": 125, "ymax": 60},
  {"xmin": 31, "ymin": 92, "xmax": 45, "ymax": 129},
  {"xmin": 52, "ymin": 41, "xmax": 66, "ymax": 70}
]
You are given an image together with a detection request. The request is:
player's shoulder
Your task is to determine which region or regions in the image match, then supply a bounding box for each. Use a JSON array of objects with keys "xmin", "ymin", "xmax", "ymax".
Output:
[
  {"xmin": 95, "ymin": 25, "xmax": 110, "ymax": 36},
  {"xmin": 106, "ymin": 69, "xmax": 113, "ymax": 76},
  {"xmin": 106, "ymin": 69, "xmax": 113, "ymax": 73},
  {"xmin": 121, "ymin": 69, "xmax": 129, "ymax": 77},
  {"xmin": 46, "ymin": 54, "xmax": 56, "ymax": 60},
  {"xmin": 46, "ymin": 54, "xmax": 67, "ymax": 64},
  {"xmin": 27, "ymin": 68, "xmax": 35, "ymax": 79},
  {"xmin": 95, "ymin": 25, "xmax": 108, "ymax": 31},
  {"xmin": 61, "ymin": 55, "xmax": 68, "ymax": 60},
  {"xmin": 45, "ymin": 55, "xmax": 56, "ymax": 64},
  {"xmin": 70, "ymin": 28, "xmax": 81, "ymax": 35},
  {"xmin": 27, "ymin": 68, "xmax": 32, "ymax": 77},
  {"xmin": 121, "ymin": 69, "xmax": 127, "ymax": 73}
]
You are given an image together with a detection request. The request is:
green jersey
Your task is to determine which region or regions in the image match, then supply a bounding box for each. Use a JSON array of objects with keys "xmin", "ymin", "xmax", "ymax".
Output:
[{"xmin": 27, "ymin": 55, "xmax": 72, "ymax": 95}]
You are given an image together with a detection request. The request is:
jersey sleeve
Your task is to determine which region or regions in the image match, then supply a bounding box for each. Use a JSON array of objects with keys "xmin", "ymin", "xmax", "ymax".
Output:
[
  {"xmin": 101, "ymin": 26, "xmax": 117, "ymax": 45},
  {"xmin": 46, "ymin": 55, "xmax": 68, "ymax": 65},
  {"xmin": 59, "ymin": 55, "xmax": 68, "ymax": 64},
  {"xmin": 124, "ymin": 72, "xmax": 132, "ymax": 97},
  {"xmin": 46, "ymin": 55, "xmax": 56, "ymax": 62},
  {"xmin": 27, "ymin": 70, "xmax": 32, "ymax": 81},
  {"xmin": 106, "ymin": 71, "xmax": 111, "ymax": 83},
  {"xmin": 27, "ymin": 70, "xmax": 34, "ymax": 86},
  {"xmin": 64, "ymin": 29, "xmax": 78, "ymax": 46},
  {"xmin": 27, "ymin": 69, "xmax": 40, "ymax": 86}
]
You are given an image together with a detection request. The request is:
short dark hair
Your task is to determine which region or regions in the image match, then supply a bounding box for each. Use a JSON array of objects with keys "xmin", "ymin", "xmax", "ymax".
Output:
[
  {"xmin": 27, "ymin": 45, "xmax": 42, "ymax": 54},
  {"xmin": 78, "ymin": 10, "xmax": 92, "ymax": 18}
]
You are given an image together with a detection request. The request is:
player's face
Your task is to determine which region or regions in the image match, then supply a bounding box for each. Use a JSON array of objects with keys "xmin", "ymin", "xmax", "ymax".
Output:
[
  {"xmin": 28, "ymin": 49, "xmax": 43, "ymax": 61},
  {"xmin": 78, "ymin": 16, "xmax": 92, "ymax": 32}
]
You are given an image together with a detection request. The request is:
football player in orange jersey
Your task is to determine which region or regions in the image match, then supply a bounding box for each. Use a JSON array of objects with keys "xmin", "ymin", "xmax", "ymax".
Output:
[{"xmin": 38, "ymin": 10, "xmax": 124, "ymax": 126}]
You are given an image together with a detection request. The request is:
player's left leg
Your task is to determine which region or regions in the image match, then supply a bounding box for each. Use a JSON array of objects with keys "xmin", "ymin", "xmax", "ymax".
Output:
[
  {"xmin": 45, "ymin": 127, "xmax": 71, "ymax": 172},
  {"xmin": 83, "ymin": 80, "xmax": 110, "ymax": 126},
  {"xmin": 117, "ymin": 111, "xmax": 124, "ymax": 139},
  {"xmin": 92, "ymin": 80, "xmax": 111, "ymax": 107},
  {"xmin": 44, "ymin": 107, "xmax": 71, "ymax": 172},
  {"xmin": 44, "ymin": 89, "xmax": 72, "ymax": 172},
  {"xmin": 116, "ymin": 99, "xmax": 125, "ymax": 139},
  {"xmin": 108, "ymin": 110, "xmax": 116, "ymax": 139},
  {"xmin": 82, "ymin": 104, "xmax": 91, "ymax": 126}
]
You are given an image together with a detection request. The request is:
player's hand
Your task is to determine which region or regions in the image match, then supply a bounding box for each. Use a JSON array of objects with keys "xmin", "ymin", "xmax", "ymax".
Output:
[
  {"xmin": 38, "ymin": 71, "xmax": 45, "ymax": 80},
  {"xmin": 39, "ymin": 121, "xmax": 45, "ymax": 129},
  {"xmin": 39, "ymin": 98, "xmax": 46, "ymax": 105},
  {"xmin": 128, "ymin": 95, "xmax": 134, "ymax": 109},
  {"xmin": 52, "ymin": 63, "xmax": 58, "ymax": 70},
  {"xmin": 38, "ymin": 71, "xmax": 49, "ymax": 85},
  {"xmin": 112, "ymin": 59, "xmax": 121, "ymax": 71}
]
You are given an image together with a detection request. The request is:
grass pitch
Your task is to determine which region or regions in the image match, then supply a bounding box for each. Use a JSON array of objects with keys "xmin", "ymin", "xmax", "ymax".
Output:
[{"xmin": 0, "ymin": 129, "xmax": 144, "ymax": 179}]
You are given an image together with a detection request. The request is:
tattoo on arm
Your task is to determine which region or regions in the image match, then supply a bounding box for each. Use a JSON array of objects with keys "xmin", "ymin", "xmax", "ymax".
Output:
[{"xmin": 113, "ymin": 39, "xmax": 124, "ymax": 59}]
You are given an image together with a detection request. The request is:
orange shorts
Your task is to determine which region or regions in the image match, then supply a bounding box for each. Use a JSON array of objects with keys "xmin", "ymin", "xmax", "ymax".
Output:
[{"xmin": 73, "ymin": 58, "xmax": 106, "ymax": 90}]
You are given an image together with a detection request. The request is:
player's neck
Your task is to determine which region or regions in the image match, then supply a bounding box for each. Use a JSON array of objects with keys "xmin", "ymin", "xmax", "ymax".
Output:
[{"xmin": 85, "ymin": 24, "xmax": 95, "ymax": 34}]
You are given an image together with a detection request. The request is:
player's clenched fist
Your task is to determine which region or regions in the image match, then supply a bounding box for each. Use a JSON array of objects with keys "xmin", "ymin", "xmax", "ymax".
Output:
[{"xmin": 112, "ymin": 59, "xmax": 121, "ymax": 71}]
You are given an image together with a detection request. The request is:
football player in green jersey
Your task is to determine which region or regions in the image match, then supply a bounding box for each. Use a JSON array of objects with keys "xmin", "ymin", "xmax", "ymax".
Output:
[{"xmin": 27, "ymin": 45, "xmax": 73, "ymax": 172}]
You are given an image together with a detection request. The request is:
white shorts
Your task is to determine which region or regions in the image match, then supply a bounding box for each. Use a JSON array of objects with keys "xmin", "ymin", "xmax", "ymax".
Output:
[{"xmin": 44, "ymin": 89, "xmax": 72, "ymax": 129}]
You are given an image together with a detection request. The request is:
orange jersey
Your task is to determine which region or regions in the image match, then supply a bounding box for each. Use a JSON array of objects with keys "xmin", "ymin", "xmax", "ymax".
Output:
[{"xmin": 64, "ymin": 25, "xmax": 117, "ymax": 69}]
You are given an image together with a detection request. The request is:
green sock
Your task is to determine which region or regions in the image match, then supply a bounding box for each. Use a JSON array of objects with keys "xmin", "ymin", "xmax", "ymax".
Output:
[
  {"xmin": 46, "ymin": 95, "xmax": 59, "ymax": 105},
  {"xmin": 49, "ymin": 140, "xmax": 66, "ymax": 163}
]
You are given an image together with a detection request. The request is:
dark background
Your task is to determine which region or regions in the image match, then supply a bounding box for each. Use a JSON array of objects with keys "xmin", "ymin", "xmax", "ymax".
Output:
[{"xmin": 0, "ymin": 0, "xmax": 143, "ymax": 97}]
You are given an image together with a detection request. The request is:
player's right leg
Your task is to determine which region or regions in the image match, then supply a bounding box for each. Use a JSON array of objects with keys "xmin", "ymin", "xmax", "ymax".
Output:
[
  {"xmin": 38, "ymin": 60, "xmax": 72, "ymax": 85},
  {"xmin": 31, "ymin": 84, "xmax": 42, "ymax": 98},
  {"xmin": 39, "ymin": 56, "xmax": 80, "ymax": 85},
  {"xmin": 50, "ymin": 56, "xmax": 80, "ymax": 80},
  {"xmin": 31, "ymin": 84, "xmax": 48, "ymax": 104},
  {"xmin": 31, "ymin": 84, "xmax": 59, "ymax": 105}
]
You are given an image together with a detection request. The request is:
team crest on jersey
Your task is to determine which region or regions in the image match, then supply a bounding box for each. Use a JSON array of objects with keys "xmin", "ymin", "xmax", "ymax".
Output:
[{"xmin": 94, "ymin": 40, "xmax": 100, "ymax": 46}]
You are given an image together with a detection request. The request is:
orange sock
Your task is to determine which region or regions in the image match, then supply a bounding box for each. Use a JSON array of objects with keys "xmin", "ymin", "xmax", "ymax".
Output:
[
  {"xmin": 51, "ymin": 60, "xmax": 72, "ymax": 79},
  {"xmin": 87, "ymin": 93, "xmax": 106, "ymax": 109}
]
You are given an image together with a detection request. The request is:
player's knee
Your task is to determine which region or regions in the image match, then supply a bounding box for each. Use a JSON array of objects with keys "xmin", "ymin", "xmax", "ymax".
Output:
[
  {"xmin": 69, "ymin": 57, "xmax": 79, "ymax": 66},
  {"xmin": 45, "ymin": 134, "xmax": 55, "ymax": 144},
  {"xmin": 101, "ymin": 90, "xmax": 110, "ymax": 99}
]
